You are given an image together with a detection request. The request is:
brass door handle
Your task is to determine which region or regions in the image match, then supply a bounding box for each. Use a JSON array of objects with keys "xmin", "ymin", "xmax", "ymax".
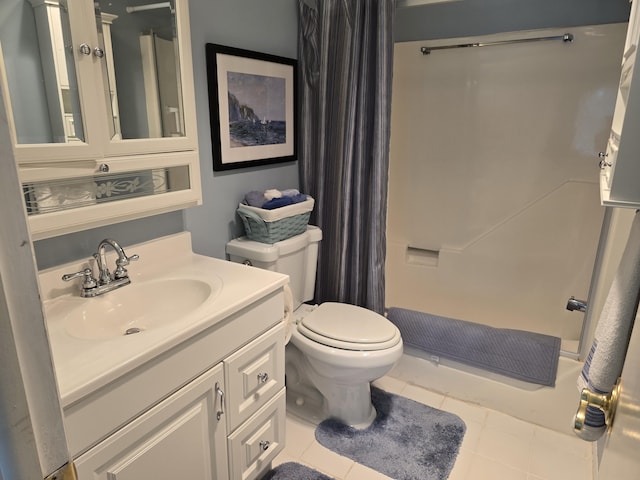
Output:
[{"xmin": 574, "ymin": 378, "xmax": 621, "ymax": 432}]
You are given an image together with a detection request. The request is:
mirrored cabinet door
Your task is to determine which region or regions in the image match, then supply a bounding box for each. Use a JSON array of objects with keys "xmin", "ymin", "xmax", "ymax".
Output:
[
  {"xmin": 95, "ymin": 0, "xmax": 197, "ymax": 157},
  {"xmin": 0, "ymin": 0, "xmax": 103, "ymax": 163},
  {"xmin": 0, "ymin": 0, "xmax": 197, "ymax": 165}
]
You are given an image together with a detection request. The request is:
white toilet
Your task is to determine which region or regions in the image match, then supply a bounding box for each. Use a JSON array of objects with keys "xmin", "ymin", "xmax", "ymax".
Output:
[{"xmin": 226, "ymin": 225, "xmax": 403, "ymax": 428}]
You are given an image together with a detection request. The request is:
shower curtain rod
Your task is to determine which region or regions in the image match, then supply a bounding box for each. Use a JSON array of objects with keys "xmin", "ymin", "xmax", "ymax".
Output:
[
  {"xmin": 420, "ymin": 33, "xmax": 573, "ymax": 55},
  {"xmin": 126, "ymin": 2, "xmax": 173, "ymax": 14}
]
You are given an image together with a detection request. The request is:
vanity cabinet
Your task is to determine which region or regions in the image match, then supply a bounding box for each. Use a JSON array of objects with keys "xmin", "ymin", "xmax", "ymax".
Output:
[
  {"xmin": 67, "ymin": 299, "xmax": 286, "ymax": 480},
  {"xmin": 0, "ymin": 0, "xmax": 201, "ymax": 239},
  {"xmin": 600, "ymin": 0, "xmax": 640, "ymax": 207}
]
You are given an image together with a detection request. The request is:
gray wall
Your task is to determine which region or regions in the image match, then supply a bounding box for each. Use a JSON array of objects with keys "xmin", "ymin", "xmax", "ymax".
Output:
[
  {"xmin": 395, "ymin": 0, "xmax": 631, "ymax": 42},
  {"xmin": 33, "ymin": 0, "xmax": 630, "ymax": 268},
  {"xmin": 185, "ymin": 0, "xmax": 300, "ymax": 260}
]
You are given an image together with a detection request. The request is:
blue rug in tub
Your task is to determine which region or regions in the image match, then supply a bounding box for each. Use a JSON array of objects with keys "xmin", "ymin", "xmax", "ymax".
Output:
[{"xmin": 387, "ymin": 307, "xmax": 561, "ymax": 387}]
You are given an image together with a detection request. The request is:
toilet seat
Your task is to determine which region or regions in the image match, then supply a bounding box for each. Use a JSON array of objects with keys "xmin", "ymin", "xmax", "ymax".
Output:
[{"xmin": 297, "ymin": 302, "xmax": 401, "ymax": 351}]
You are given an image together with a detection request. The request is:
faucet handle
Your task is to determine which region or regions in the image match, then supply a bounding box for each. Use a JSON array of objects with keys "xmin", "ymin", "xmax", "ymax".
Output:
[
  {"xmin": 117, "ymin": 253, "xmax": 139, "ymax": 267},
  {"xmin": 62, "ymin": 268, "xmax": 98, "ymax": 290},
  {"xmin": 114, "ymin": 253, "xmax": 139, "ymax": 279}
]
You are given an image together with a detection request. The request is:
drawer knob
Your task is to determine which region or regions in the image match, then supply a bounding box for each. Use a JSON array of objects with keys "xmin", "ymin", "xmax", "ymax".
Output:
[
  {"xmin": 257, "ymin": 372, "xmax": 269, "ymax": 383},
  {"xmin": 259, "ymin": 440, "xmax": 270, "ymax": 451}
]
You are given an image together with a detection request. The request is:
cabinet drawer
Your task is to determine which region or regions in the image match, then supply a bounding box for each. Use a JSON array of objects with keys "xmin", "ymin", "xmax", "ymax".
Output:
[
  {"xmin": 224, "ymin": 323, "xmax": 285, "ymax": 431},
  {"xmin": 227, "ymin": 388, "xmax": 286, "ymax": 480}
]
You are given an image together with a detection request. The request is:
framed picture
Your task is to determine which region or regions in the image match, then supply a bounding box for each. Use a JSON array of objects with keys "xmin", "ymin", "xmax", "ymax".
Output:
[{"xmin": 206, "ymin": 44, "xmax": 298, "ymax": 171}]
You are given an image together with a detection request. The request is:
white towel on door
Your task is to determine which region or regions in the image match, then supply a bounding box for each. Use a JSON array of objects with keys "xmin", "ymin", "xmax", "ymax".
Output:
[{"xmin": 576, "ymin": 210, "xmax": 640, "ymax": 441}]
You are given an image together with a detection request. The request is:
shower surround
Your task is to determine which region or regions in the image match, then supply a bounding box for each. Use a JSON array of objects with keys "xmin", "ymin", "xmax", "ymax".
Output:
[{"xmin": 386, "ymin": 23, "xmax": 627, "ymax": 355}]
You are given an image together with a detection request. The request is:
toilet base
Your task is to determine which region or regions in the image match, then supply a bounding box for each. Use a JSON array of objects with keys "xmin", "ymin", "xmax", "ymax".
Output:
[
  {"xmin": 285, "ymin": 344, "xmax": 378, "ymax": 429},
  {"xmin": 285, "ymin": 387, "xmax": 325, "ymax": 426},
  {"xmin": 285, "ymin": 376, "xmax": 377, "ymax": 429}
]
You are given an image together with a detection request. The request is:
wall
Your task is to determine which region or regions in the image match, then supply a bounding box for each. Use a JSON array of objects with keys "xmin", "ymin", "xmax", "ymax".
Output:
[
  {"xmin": 33, "ymin": 0, "xmax": 299, "ymax": 268},
  {"xmin": 396, "ymin": 0, "xmax": 631, "ymax": 42},
  {"xmin": 185, "ymin": 0, "xmax": 299, "ymax": 259}
]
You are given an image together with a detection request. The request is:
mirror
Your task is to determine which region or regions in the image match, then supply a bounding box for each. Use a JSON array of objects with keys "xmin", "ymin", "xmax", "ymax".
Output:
[
  {"xmin": 1, "ymin": 0, "xmax": 85, "ymax": 144},
  {"xmin": 96, "ymin": 0, "xmax": 185, "ymax": 140},
  {"xmin": 0, "ymin": 0, "xmax": 185, "ymax": 146}
]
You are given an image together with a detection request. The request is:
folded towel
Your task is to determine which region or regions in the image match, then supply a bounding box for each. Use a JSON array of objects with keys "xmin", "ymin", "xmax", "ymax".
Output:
[
  {"xmin": 576, "ymin": 210, "xmax": 640, "ymax": 441},
  {"xmin": 264, "ymin": 189, "xmax": 282, "ymax": 201},
  {"xmin": 289, "ymin": 193, "xmax": 308, "ymax": 204},
  {"xmin": 262, "ymin": 196, "xmax": 295, "ymax": 210},
  {"xmin": 281, "ymin": 188, "xmax": 300, "ymax": 197},
  {"xmin": 243, "ymin": 190, "xmax": 267, "ymax": 208}
]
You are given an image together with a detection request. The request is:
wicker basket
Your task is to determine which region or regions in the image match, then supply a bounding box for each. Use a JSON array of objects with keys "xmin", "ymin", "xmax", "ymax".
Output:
[{"xmin": 237, "ymin": 197, "xmax": 314, "ymax": 244}]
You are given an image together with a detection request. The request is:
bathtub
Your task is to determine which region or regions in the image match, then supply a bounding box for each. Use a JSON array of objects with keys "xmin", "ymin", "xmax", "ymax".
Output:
[{"xmin": 388, "ymin": 347, "xmax": 583, "ymax": 436}]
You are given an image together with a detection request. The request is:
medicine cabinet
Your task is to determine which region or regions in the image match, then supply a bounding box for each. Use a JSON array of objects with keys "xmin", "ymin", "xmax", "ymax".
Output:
[
  {"xmin": 0, "ymin": 0, "xmax": 201, "ymax": 239},
  {"xmin": 600, "ymin": 0, "xmax": 640, "ymax": 207}
]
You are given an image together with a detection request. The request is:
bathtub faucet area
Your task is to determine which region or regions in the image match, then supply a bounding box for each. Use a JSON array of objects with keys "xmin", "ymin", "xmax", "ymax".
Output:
[{"xmin": 566, "ymin": 296, "xmax": 588, "ymax": 313}]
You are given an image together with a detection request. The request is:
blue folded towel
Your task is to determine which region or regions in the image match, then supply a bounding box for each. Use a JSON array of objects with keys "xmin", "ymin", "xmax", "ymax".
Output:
[
  {"xmin": 243, "ymin": 190, "xmax": 308, "ymax": 209},
  {"xmin": 290, "ymin": 193, "xmax": 307, "ymax": 203},
  {"xmin": 262, "ymin": 197, "xmax": 295, "ymax": 209}
]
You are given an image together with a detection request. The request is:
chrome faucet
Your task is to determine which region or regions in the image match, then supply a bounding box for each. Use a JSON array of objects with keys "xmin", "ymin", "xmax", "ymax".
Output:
[{"xmin": 62, "ymin": 238, "xmax": 139, "ymax": 297}]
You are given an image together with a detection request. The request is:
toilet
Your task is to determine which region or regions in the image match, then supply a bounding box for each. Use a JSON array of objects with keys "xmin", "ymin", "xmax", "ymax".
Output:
[{"xmin": 226, "ymin": 225, "xmax": 403, "ymax": 428}]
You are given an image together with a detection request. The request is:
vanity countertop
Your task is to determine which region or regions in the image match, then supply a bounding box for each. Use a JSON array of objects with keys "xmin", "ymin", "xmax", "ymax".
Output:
[{"xmin": 39, "ymin": 232, "xmax": 288, "ymax": 406}]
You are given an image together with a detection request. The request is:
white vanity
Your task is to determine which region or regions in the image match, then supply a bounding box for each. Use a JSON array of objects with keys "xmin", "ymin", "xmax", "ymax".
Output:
[{"xmin": 39, "ymin": 233, "xmax": 288, "ymax": 480}]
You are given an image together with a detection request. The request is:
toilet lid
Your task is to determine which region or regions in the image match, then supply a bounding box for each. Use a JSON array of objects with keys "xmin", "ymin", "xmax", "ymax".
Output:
[{"xmin": 298, "ymin": 302, "xmax": 400, "ymax": 351}]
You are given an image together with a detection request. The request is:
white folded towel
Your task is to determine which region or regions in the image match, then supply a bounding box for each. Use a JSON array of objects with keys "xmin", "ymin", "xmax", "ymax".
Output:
[
  {"xmin": 576, "ymin": 210, "xmax": 640, "ymax": 441},
  {"xmin": 264, "ymin": 189, "xmax": 282, "ymax": 200}
]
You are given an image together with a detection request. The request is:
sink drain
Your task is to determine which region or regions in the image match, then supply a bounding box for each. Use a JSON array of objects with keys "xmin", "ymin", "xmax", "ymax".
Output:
[{"xmin": 124, "ymin": 327, "xmax": 143, "ymax": 335}]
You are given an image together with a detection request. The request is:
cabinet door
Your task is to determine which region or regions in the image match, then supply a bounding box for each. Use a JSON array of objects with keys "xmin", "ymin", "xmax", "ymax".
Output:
[
  {"xmin": 94, "ymin": 0, "xmax": 198, "ymax": 158},
  {"xmin": 0, "ymin": 0, "xmax": 103, "ymax": 163},
  {"xmin": 600, "ymin": 1, "xmax": 640, "ymax": 207},
  {"xmin": 74, "ymin": 364, "xmax": 228, "ymax": 480}
]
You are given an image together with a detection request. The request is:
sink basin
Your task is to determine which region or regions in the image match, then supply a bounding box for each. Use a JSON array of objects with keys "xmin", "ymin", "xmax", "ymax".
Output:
[{"xmin": 61, "ymin": 278, "xmax": 218, "ymax": 340}]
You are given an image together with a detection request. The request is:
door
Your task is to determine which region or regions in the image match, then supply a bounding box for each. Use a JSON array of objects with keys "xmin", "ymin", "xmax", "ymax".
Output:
[{"xmin": 597, "ymin": 307, "xmax": 640, "ymax": 479}]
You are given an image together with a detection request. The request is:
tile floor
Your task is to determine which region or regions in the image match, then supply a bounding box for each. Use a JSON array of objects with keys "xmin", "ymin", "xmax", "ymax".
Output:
[{"xmin": 272, "ymin": 376, "xmax": 594, "ymax": 480}]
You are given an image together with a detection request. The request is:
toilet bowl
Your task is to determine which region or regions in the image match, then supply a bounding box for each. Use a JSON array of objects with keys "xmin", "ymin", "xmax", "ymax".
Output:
[{"xmin": 226, "ymin": 226, "xmax": 403, "ymax": 428}]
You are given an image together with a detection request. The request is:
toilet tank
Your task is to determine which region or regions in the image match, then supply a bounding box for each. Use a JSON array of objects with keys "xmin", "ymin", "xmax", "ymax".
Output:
[{"xmin": 226, "ymin": 225, "xmax": 322, "ymax": 308}]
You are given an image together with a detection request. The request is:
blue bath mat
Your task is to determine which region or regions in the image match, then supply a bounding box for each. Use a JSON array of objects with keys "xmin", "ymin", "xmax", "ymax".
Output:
[
  {"xmin": 387, "ymin": 307, "xmax": 561, "ymax": 387},
  {"xmin": 315, "ymin": 387, "xmax": 465, "ymax": 480},
  {"xmin": 260, "ymin": 462, "xmax": 333, "ymax": 480}
]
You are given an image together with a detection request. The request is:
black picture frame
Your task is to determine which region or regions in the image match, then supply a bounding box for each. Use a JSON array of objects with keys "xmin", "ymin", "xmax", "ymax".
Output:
[{"xmin": 206, "ymin": 44, "xmax": 298, "ymax": 171}]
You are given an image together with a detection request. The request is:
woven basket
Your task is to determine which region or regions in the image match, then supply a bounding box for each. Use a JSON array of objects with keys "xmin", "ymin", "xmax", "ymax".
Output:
[{"xmin": 237, "ymin": 197, "xmax": 314, "ymax": 244}]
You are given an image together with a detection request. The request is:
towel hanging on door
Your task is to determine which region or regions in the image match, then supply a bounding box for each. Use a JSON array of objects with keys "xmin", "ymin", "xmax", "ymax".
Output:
[{"xmin": 576, "ymin": 210, "xmax": 640, "ymax": 441}]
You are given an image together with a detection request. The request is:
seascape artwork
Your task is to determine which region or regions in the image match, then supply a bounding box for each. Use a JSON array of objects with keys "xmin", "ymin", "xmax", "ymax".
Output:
[{"xmin": 227, "ymin": 71, "xmax": 286, "ymax": 147}]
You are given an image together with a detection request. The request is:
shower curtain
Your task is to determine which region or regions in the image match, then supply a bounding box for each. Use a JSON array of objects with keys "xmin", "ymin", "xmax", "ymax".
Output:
[{"xmin": 297, "ymin": 0, "xmax": 394, "ymax": 314}]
